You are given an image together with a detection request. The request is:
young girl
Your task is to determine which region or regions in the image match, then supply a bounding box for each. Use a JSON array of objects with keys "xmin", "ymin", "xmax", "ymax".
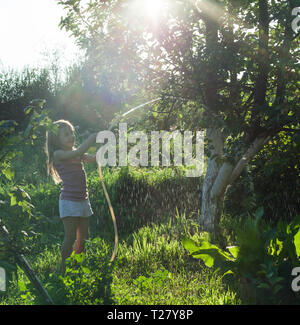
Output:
[{"xmin": 45, "ymin": 119, "xmax": 97, "ymax": 272}]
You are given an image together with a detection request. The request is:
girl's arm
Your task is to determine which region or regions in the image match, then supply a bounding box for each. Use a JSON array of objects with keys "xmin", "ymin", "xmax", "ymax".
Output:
[
  {"xmin": 54, "ymin": 133, "xmax": 97, "ymax": 162},
  {"xmin": 82, "ymin": 153, "xmax": 96, "ymax": 164}
]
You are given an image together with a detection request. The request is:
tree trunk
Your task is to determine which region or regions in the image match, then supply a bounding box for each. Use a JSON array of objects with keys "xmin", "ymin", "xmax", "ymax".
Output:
[
  {"xmin": 201, "ymin": 183, "xmax": 225, "ymax": 232},
  {"xmin": 200, "ymin": 127, "xmax": 225, "ymax": 231},
  {"xmin": 198, "ymin": 0, "xmax": 273, "ymax": 232},
  {"xmin": 199, "ymin": 130, "xmax": 271, "ymax": 232},
  {"xmin": 200, "ymin": 160, "xmax": 234, "ymax": 231}
]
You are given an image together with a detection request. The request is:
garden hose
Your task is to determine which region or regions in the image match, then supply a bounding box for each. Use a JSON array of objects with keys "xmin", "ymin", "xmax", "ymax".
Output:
[
  {"xmin": 97, "ymin": 98, "xmax": 161, "ymax": 262},
  {"xmin": 98, "ymin": 163, "xmax": 118, "ymax": 262}
]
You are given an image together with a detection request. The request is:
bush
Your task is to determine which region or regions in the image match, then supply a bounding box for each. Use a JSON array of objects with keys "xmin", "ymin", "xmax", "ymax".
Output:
[
  {"xmin": 183, "ymin": 209, "xmax": 300, "ymax": 304},
  {"xmin": 250, "ymin": 132, "xmax": 300, "ymax": 223},
  {"xmin": 57, "ymin": 238, "xmax": 115, "ymax": 305},
  {"xmin": 87, "ymin": 166, "xmax": 202, "ymax": 235}
]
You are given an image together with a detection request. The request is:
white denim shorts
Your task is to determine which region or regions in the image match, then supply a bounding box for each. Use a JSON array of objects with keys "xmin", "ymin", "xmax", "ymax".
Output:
[{"xmin": 59, "ymin": 198, "xmax": 93, "ymax": 219}]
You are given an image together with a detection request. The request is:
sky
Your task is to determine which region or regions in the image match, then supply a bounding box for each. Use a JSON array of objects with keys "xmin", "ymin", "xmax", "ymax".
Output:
[{"xmin": 0, "ymin": 0, "xmax": 83, "ymax": 71}]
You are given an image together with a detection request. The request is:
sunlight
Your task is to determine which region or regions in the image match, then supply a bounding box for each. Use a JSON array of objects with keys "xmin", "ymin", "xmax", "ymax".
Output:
[
  {"xmin": 128, "ymin": 0, "xmax": 166, "ymax": 21},
  {"xmin": 144, "ymin": 0, "xmax": 164, "ymax": 19},
  {"xmin": 0, "ymin": 0, "xmax": 80, "ymax": 70}
]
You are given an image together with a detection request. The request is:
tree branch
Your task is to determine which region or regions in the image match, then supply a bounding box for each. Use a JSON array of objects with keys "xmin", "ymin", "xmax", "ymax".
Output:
[
  {"xmin": 228, "ymin": 134, "xmax": 271, "ymax": 186},
  {"xmin": 210, "ymin": 161, "xmax": 234, "ymax": 200},
  {"xmin": 203, "ymin": 2, "xmax": 219, "ymax": 112},
  {"xmin": 254, "ymin": 0, "xmax": 269, "ymax": 107},
  {"xmin": 273, "ymin": 3, "xmax": 294, "ymax": 106}
]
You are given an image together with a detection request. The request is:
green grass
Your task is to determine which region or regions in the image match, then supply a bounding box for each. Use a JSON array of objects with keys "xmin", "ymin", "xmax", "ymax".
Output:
[
  {"xmin": 0, "ymin": 212, "xmax": 241, "ymax": 305},
  {"xmin": 112, "ymin": 215, "xmax": 240, "ymax": 305},
  {"xmin": 0, "ymin": 166, "xmax": 241, "ymax": 305}
]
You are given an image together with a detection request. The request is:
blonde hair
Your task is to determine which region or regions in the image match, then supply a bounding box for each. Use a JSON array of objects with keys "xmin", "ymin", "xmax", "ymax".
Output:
[{"xmin": 45, "ymin": 119, "xmax": 75, "ymax": 184}]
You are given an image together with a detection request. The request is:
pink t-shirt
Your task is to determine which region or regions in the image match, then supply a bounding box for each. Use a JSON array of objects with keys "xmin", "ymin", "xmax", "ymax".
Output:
[{"xmin": 54, "ymin": 155, "xmax": 88, "ymax": 201}]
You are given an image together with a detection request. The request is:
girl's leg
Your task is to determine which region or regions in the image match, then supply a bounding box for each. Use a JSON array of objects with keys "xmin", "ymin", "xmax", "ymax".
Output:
[
  {"xmin": 74, "ymin": 217, "xmax": 89, "ymax": 254},
  {"xmin": 61, "ymin": 217, "xmax": 79, "ymax": 272}
]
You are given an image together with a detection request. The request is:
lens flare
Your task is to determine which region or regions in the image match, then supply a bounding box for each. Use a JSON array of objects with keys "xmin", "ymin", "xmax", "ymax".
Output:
[{"xmin": 144, "ymin": 0, "xmax": 163, "ymax": 18}]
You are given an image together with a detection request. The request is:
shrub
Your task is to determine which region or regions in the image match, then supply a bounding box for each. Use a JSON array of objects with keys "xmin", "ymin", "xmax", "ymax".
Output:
[
  {"xmin": 58, "ymin": 238, "xmax": 115, "ymax": 305},
  {"xmin": 183, "ymin": 209, "xmax": 300, "ymax": 304}
]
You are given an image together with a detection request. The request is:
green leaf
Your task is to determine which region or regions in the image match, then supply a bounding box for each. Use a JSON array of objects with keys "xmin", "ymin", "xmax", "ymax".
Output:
[
  {"xmin": 182, "ymin": 237, "xmax": 233, "ymax": 268},
  {"xmin": 227, "ymin": 246, "xmax": 239, "ymax": 259},
  {"xmin": 74, "ymin": 252, "xmax": 85, "ymax": 263},
  {"xmin": 2, "ymin": 166, "xmax": 14, "ymax": 181},
  {"xmin": 294, "ymin": 228, "xmax": 300, "ymax": 257},
  {"xmin": 18, "ymin": 280, "xmax": 27, "ymax": 292},
  {"xmin": 81, "ymin": 266, "xmax": 91, "ymax": 274},
  {"xmin": 258, "ymin": 282, "xmax": 270, "ymax": 290},
  {"xmin": 10, "ymin": 195, "xmax": 17, "ymax": 206},
  {"xmin": 222, "ymin": 269, "xmax": 234, "ymax": 278},
  {"xmin": 182, "ymin": 238, "xmax": 200, "ymax": 254},
  {"xmin": 24, "ymin": 106, "xmax": 32, "ymax": 115},
  {"xmin": 192, "ymin": 249, "xmax": 216, "ymax": 267}
]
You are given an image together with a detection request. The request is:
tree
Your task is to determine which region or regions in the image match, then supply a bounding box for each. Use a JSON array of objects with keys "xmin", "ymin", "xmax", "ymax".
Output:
[{"xmin": 59, "ymin": 0, "xmax": 300, "ymax": 231}]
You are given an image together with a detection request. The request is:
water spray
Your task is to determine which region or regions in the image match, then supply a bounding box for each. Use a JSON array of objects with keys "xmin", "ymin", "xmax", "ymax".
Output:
[
  {"xmin": 97, "ymin": 97, "xmax": 162, "ymax": 262},
  {"xmin": 108, "ymin": 97, "xmax": 161, "ymax": 131}
]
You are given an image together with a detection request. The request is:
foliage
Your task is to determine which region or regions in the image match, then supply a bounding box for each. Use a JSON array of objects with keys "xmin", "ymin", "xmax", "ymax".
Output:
[
  {"xmin": 58, "ymin": 0, "xmax": 300, "ymax": 139},
  {"xmin": 58, "ymin": 0, "xmax": 300, "ymax": 231},
  {"xmin": 0, "ymin": 100, "xmax": 54, "ymax": 263},
  {"xmin": 250, "ymin": 131, "xmax": 300, "ymax": 222},
  {"xmin": 0, "ymin": 210, "xmax": 240, "ymax": 305},
  {"xmin": 0, "ymin": 0, "xmax": 299, "ymax": 303},
  {"xmin": 58, "ymin": 238, "xmax": 114, "ymax": 305},
  {"xmin": 0, "ymin": 68, "xmax": 55, "ymax": 120},
  {"xmin": 183, "ymin": 208, "xmax": 300, "ymax": 304},
  {"xmin": 83, "ymin": 165, "xmax": 202, "ymax": 238}
]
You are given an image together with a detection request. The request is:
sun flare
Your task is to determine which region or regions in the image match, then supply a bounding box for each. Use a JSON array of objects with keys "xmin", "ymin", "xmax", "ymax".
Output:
[{"xmin": 144, "ymin": 0, "xmax": 164, "ymax": 18}]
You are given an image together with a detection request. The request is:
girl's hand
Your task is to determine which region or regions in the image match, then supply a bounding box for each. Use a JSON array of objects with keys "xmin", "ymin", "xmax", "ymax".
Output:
[{"xmin": 82, "ymin": 153, "xmax": 96, "ymax": 163}]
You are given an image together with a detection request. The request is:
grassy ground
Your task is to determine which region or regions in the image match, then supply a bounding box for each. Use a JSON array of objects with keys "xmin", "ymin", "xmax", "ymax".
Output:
[
  {"xmin": 0, "ymin": 213, "xmax": 241, "ymax": 305},
  {"xmin": 0, "ymin": 166, "xmax": 241, "ymax": 305}
]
